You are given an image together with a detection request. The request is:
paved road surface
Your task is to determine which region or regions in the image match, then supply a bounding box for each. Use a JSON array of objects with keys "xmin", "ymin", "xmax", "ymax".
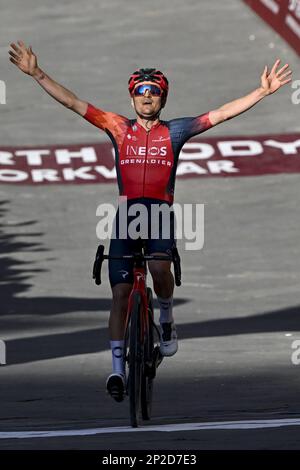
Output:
[{"xmin": 0, "ymin": 0, "xmax": 300, "ymax": 450}]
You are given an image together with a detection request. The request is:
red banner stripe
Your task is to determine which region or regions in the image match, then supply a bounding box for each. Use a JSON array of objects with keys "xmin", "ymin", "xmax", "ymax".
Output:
[
  {"xmin": 244, "ymin": 0, "xmax": 300, "ymax": 56},
  {"xmin": 0, "ymin": 133, "xmax": 300, "ymax": 184}
]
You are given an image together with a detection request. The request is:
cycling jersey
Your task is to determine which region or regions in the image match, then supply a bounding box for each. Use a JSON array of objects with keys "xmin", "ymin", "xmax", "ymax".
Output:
[{"xmin": 83, "ymin": 103, "xmax": 213, "ymax": 203}]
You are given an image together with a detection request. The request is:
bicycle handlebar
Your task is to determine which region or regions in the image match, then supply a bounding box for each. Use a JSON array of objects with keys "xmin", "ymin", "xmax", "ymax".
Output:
[
  {"xmin": 93, "ymin": 245, "xmax": 105, "ymax": 286},
  {"xmin": 92, "ymin": 244, "xmax": 182, "ymax": 287}
]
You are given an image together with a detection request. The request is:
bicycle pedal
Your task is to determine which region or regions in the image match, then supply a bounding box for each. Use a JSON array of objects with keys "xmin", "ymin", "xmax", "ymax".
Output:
[{"xmin": 153, "ymin": 345, "xmax": 163, "ymax": 369}]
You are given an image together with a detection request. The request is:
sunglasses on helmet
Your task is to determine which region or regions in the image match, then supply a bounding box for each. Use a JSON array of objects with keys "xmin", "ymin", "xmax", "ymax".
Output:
[{"xmin": 133, "ymin": 84, "xmax": 163, "ymax": 97}]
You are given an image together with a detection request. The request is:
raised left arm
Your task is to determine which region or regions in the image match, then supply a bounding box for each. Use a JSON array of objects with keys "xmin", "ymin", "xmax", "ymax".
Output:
[{"xmin": 209, "ymin": 59, "xmax": 292, "ymax": 126}]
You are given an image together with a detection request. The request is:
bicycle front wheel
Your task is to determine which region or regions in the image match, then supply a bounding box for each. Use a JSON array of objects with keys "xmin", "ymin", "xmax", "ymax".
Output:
[
  {"xmin": 141, "ymin": 287, "xmax": 154, "ymax": 420},
  {"xmin": 128, "ymin": 291, "xmax": 143, "ymax": 428}
]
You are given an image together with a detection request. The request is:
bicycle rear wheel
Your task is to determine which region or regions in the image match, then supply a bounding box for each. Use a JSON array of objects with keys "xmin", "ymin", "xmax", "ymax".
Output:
[
  {"xmin": 141, "ymin": 287, "xmax": 154, "ymax": 421},
  {"xmin": 128, "ymin": 291, "xmax": 143, "ymax": 428}
]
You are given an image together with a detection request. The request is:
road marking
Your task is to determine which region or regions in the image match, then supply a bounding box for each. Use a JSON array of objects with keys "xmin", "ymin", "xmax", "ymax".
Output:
[
  {"xmin": 260, "ymin": 0, "xmax": 280, "ymax": 14},
  {"xmin": 1, "ymin": 418, "xmax": 300, "ymax": 439},
  {"xmin": 286, "ymin": 14, "xmax": 300, "ymax": 38}
]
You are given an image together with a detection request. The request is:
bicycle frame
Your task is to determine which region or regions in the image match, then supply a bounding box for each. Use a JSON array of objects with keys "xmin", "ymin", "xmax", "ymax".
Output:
[
  {"xmin": 124, "ymin": 262, "xmax": 149, "ymax": 355},
  {"xmin": 92, "ymin": 242, "xmax": 181, "ymax": 424},
  {"xmin": 93, "ymin": 242, "xmax": 181, "ymax": 353}
]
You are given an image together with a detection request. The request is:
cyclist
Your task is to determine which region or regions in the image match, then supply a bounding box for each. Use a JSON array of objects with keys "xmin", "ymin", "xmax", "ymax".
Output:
[{"xmin": 9, "ymin": 41, "xmax": 292, "ymax": 402}]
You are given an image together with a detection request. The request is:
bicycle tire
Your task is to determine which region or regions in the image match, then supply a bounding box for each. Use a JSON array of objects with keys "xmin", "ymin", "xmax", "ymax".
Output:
[
  {"xmin": 128, "ymin": 291, "xmax": 143, "ymax": 428},
  {"xmin": 141, "ymin": 287, "xmax": 154, "ymax": 421}
]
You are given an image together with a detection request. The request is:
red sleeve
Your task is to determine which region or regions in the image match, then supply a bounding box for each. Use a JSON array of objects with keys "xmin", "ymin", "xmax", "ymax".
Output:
[
  {"xmin": 83, "ymin": 103, "xmax": 114, "ymax": 132},
  {"xmin": 169, "ymin": 112, "xmax": 213, "ymax": 146},
  {"xmin": 188, "ymin": 112, "xmax": 213, "ymax": 136},
  {"xmin": 83, "ymin": 103, "xmax": 129, "ymax": 148}
]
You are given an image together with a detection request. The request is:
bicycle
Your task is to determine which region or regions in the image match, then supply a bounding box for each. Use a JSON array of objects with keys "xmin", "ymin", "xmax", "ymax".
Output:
[{"xmin": 93, "ymin": 238, "xmax": 181, "ymax": 427}]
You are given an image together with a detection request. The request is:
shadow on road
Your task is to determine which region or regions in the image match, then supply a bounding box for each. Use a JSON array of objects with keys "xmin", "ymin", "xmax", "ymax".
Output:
[
  {"xmin": 0, "ymin": 199, "xmax": 188, "ymax": 316},
  {"xmin": 2, "ymin": 200, "xmax": 300, "ymax": 365},
  {"xmin": 6, "ymin": 303, "xmax": 300, "ymax": 365}
]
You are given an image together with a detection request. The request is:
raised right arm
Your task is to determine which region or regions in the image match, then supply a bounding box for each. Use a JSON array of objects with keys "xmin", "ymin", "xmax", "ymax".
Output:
[{"xmin": 9, "ymin": 40, "xmax": 88, "ymax": 116}]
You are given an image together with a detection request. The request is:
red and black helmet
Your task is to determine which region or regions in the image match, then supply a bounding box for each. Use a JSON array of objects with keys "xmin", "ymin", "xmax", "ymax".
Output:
[{"xmin": 128, "ymin": 68, "xmax": 169, "ymax": 98}]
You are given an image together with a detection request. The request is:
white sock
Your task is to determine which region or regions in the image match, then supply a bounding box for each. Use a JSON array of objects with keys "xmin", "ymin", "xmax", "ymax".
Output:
[
  {"xmin": 110, "ymin": 340, "xmax": 125, "ymax": 376},
  {"xmin": 157, "ymin": 295, "xmax": 174, "ymax": 324}
]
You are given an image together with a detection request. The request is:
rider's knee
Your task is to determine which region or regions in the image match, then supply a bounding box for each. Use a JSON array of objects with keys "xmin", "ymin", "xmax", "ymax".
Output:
[
  {"xmin": 112, "ymin": 284, "xmax": 132, "ymax": 306},
  {"xmin": 148, "ymin": 261, "xmax": 171, "ymax": 283}
]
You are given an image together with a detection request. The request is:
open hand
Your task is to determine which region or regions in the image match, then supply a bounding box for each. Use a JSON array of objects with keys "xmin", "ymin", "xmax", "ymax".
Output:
[
  {"xmin": 9, "ymin": 40, "xmax": 38, "ymax": 76},
  {"xmin": 261, "ymin": 59, "xmax": 292, "ymax": 95}
]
